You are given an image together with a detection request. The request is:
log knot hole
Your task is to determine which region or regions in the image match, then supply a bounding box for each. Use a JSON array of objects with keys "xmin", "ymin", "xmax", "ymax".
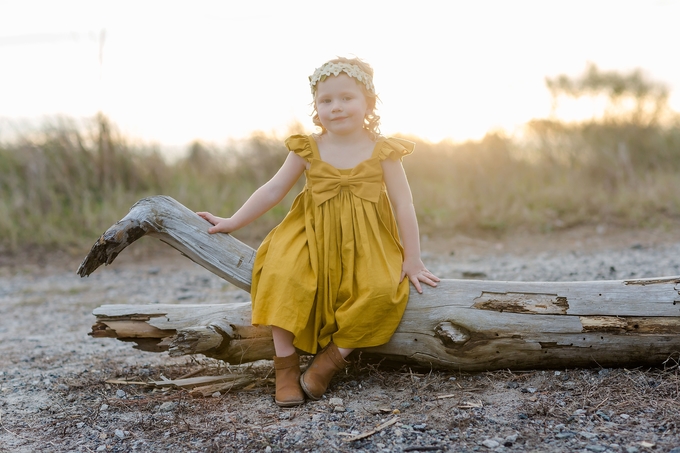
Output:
[
  {"xmin": 434, "ymin": 322, "xmax": 470, "ymax": 348},
  {"xmin": 473, "ymin": 291, "xmax": 569, "ymax": 314}
]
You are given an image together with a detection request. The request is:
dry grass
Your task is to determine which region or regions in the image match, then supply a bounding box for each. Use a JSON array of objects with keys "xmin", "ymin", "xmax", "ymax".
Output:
[{"xmin": 2, "ymin": 115, "xmax": 680, "ymax": 250}]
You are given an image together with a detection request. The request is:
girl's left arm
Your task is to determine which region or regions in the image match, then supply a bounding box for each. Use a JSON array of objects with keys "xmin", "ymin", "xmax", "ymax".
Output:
[{"xmin": 382, "ymin": 158, "xmax": 440, "ymax": 293}]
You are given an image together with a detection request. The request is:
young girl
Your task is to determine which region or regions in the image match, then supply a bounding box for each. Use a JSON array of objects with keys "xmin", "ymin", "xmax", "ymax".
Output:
[{"xmin": 197, "ymin": 57, "xmax": 439, "ymax": 407}]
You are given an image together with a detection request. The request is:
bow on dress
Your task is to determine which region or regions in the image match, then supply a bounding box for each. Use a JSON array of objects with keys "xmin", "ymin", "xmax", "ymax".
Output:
[{"xmin": 308, "ymin": 159, "xmax": 384, "ymax": 206}]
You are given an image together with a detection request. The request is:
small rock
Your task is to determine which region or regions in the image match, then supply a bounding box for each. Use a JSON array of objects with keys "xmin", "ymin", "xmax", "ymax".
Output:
[
  {"xmin": 57, "ymin": 384, "xmax": 69, "ymax": 392},
  {"xmin": 116, "ymin": 389, "xmax": 126, "ymax": 398},
  {"xmin": 504, "ymin": 434, "xmax": 519, "ymax": 447},
  {"xmin": 114, "ymin": 429, "xmax": 125, "ymax": 439},
  {"xmin": 506, "ymin": 382, "xmax": 519, "ymax": 389},
  {"xmin": 625, "ymin": 447, "xmax": 639, "ymax": 453},
  {"xmin": 580, "ymin": 431, "xmax": 598, "ymax": 440},
  {"xmin": 211, "ymin": 392, "xmax": 221, "ymax": 398},
  {"xmin": 328, "ymin": 397, "xmax": 343, "ymax": 406},
  {"xmin": 76, "ymin": 422, "xmax": 85, "ymax": 429},
  {"xmin": 333, "ymin": 406, "xmax": 345, "ymax": 413},
  {"xmin": 96, "ymin": 446, "xmax": 106, "ymax": 452},
  {"xmin": 265, "ymin": 447, "xmax": 272, "ymax": 453},
  {"xmin": 482, "ymin": 439, "xmax": 500, "ymax": 449},
  {"xmin": 556, "ymin": 432, "xmax": 575, "ymax": 439},
  {"xmin": 595, "ymin": 410, "xmax": 610, "ymax": 421},
  {"xmin": 413, "ymin": 424, "xmax": 427, "ymax": 431},
  {"xmin": 518, "ymin": 413, "xmax": 528, "ymax": 420},
  {"xmin": 586, "ymin": 445, "xmax": 606, "ymax": 452},
  {"xmin": 100, "ymin": 404, "xmax": 109, "ymax": 411},
  {"xmin": 394, "ymin": 429, "xmax": 403, "ymax": 437},
  {"xmin": 669, "ymin": 448, "xmax": 680, "ymax": 453},
  {"xmin": 158, "ymin": 402, "xmax": 177, "ymax": 412},
  {"xmin": 620, "ymin": 414, "xmax": 630, "ymax": 419}
]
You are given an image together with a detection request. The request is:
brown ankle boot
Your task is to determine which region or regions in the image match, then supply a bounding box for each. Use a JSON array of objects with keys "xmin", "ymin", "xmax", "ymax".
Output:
[
  {"xmin": 273, "ymin": 352, "xmax": 305, "ymax": 407},
  {"xmin": 299, "ymin": 343, "xmax": 348, "ymax": 400}
]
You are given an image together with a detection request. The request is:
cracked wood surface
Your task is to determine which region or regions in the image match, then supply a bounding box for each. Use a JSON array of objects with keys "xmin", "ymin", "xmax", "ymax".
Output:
[{"xmin": 80, "ymin": 196, "xmax": 680, "ymax": 371}]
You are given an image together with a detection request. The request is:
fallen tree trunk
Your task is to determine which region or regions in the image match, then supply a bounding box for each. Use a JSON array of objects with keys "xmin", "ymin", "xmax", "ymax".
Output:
[{"xmin": 79, "ymin": 196, "xmax": 680, "ymax": 371}]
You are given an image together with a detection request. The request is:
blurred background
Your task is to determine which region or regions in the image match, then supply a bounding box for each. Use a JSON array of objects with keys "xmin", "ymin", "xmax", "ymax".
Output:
[{"xmin": 1, "ymin": 0, "xmax": 679, "ymax": 250}]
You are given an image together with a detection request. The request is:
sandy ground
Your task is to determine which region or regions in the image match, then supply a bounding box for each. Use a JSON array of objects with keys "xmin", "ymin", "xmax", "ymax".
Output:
[{"xmin": 1, "ymin": 225, "xmax": 680, "ymax": 452}]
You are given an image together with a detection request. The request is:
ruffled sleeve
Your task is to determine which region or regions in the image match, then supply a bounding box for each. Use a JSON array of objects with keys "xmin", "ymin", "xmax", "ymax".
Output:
[
  {"xmin": 376, "ymin": 137, "xmax": 416, "ymax": 162},
  {"xmin": 285, "ymin": 134, "xmax": 313, "ymax": 161}
]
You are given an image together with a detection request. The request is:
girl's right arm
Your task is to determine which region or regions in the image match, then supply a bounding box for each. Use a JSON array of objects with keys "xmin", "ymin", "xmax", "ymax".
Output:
[{"xmin": 196, "ymin": 151, "xmax": 307, "ymax": 234}]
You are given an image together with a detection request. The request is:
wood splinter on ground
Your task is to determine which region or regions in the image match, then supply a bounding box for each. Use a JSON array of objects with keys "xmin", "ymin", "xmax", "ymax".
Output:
[
  {"xmin": 338, "ymin": 416, "xmax": 399, "ymax": 442},
  {"xmin": 107, "ymin": 373, "xmax": 262, "ymax": 396},
  {"xmin": 78, "ymin": 196, "xmax": 680, "ymax": 372}
]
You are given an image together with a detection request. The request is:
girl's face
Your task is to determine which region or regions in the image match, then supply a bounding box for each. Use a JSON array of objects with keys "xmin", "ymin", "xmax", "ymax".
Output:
[{"xmin": 315, "ymin": 73, "xmax": 369, "ymax": 136}]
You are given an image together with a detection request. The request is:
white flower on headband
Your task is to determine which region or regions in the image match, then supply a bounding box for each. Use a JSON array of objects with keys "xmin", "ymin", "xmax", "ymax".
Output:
[{"xmin": 309, "ymin": 62, "xmax": 375, "ymax": 94}]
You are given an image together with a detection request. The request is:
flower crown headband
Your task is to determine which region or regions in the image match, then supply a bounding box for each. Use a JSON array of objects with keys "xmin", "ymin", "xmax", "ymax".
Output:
[{"xmin": 309, "ymin": 62, "xmax": 375, "ymax": 95}]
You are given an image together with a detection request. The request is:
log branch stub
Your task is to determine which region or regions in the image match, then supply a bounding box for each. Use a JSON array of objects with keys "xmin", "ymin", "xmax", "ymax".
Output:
[{"xmin": 77, "ymin": 195, "xmax": 256, "ymax": 292}]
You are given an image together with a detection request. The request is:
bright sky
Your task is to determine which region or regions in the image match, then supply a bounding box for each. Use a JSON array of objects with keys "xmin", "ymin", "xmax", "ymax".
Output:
[{"xmin": 1, "ymin": 0, "xmax": 679, "ymax": 156}]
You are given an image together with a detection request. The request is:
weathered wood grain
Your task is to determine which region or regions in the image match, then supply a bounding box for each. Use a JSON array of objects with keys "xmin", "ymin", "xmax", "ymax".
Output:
[{"xmin": 81, "ymin": 196, "xmax": 680, "ymax": 371}]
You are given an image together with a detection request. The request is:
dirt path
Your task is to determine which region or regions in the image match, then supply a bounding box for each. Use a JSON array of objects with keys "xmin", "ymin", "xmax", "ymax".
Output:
[{"xmin": 1, "ymin": 226, "xmax": 679, "ymax": 452}]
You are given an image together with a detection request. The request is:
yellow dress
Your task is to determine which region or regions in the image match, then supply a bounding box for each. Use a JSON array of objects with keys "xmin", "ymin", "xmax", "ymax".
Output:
[{"xmin": 251, "ymin": 134, "xmax": 414, "ymax": 354}]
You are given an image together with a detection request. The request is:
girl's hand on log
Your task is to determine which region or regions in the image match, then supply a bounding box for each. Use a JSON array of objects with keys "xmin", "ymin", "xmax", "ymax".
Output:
[
  {"xmin": 401, "ymin": 257, "xmax": 440, "ymax": 294},
  {"xmin": 196, "ymin": 211, "xmax": 236, "ymax": 234}
]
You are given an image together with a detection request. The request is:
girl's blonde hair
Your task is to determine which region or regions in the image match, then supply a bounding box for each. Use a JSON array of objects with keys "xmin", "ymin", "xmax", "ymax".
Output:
[{"xmin": 310, "ymin": 57, "xmax": 381, "ymax": 137}]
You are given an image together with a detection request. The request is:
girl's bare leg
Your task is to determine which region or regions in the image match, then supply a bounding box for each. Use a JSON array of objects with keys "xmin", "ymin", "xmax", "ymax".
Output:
[
  {"xmin": 272, "ymin": 324, "xmax": 354, "ymax": 359},
  {"xmin": 272, "ymin": 326, "xmax": 296, "ymax": 357},
  {"xmin": 337, "ymin": 347, "xmax": 354, "ymax": 359}
]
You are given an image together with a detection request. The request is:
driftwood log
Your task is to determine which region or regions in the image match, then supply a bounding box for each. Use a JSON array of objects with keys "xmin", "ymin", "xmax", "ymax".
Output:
[{"xmin": 78, "ymin": 196, "xmax": 680, "ymax": 372}]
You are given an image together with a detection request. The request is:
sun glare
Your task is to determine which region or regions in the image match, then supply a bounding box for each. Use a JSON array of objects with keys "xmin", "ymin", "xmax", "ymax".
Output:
[{"xmin": 1, "ymin": 1, "xmax": 679, "ymax": 152}]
